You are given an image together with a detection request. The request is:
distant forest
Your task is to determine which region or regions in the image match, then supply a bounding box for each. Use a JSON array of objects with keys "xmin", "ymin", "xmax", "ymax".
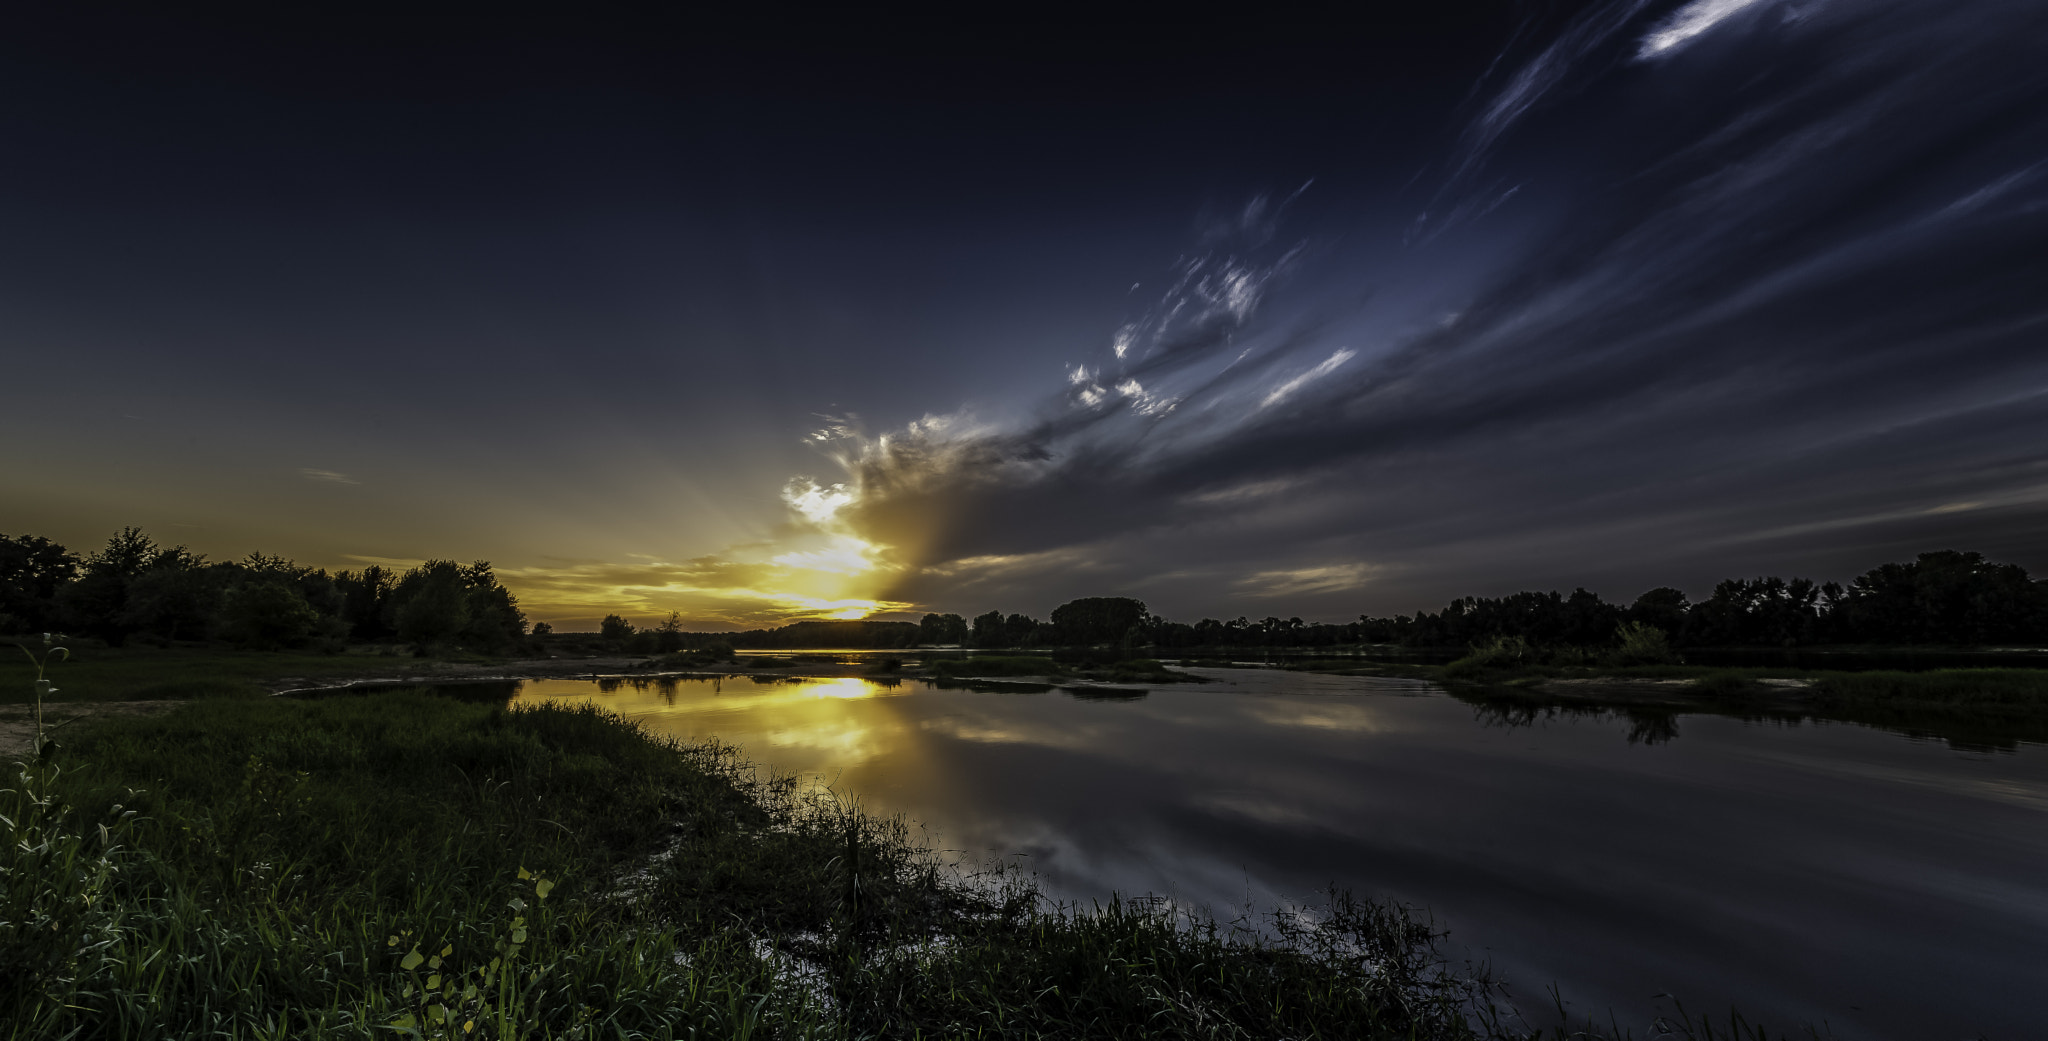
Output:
[
  {"xmin": 5, "ymin": 528, "xmax": 2043, "ymax": 652},
  {"xmin": 0, "ymin": 527, "xmax": 525, "ymax": 652},
  {"xmin": 667, "ymin": 549, "xmax": 2048, "ymax": 652}
]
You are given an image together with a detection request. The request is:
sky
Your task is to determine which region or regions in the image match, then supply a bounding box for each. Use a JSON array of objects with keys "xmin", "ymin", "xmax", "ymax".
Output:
[{"xmin": 3, "ymin": 2, "xmax": 2046, "ymax": 630}]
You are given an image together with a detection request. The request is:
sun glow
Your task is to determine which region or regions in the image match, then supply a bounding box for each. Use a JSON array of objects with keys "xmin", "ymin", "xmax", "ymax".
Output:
[
  {"xmin": 506, "ymin": 437, "xmax": 924, "ymax": 629},
  {"xmin": 771, "ymin": 534, "xmax": 883, "ymax": 575}
]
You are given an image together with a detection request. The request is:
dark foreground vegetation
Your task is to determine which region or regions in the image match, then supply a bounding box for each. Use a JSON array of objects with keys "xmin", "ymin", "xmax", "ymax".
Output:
[{"xmin": 0, "ymin": 671, "xmax": 1819, "ymax": 1041}]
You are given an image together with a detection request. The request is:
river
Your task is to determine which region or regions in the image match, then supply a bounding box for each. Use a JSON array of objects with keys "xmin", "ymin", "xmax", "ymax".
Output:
[{"xmin": 492, "ymin": 665, "xmax": 2047, "ymax": 1039}]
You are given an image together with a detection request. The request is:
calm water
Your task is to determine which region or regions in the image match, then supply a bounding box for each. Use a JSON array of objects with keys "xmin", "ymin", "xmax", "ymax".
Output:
[{"xmin": 495, "ymin": 667, "xmax": 2048, "ymax": 1039}]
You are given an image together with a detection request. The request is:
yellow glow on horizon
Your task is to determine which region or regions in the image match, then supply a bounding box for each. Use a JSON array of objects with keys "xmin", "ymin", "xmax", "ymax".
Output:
[{"xmin": 497, "ymin": 466, "xmax": 916, "ymax": 629}]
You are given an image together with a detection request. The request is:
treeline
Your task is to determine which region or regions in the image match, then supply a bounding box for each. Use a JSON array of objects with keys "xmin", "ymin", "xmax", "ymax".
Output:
[
  {"xmin": 711, "ymin": 550, "xmax": 2046, "ymax": 652},
  {"xmin": 1362, "ymin": 550, "xmax": 2047, "ymax": 650},
  {"xmin": 552, "ymin": 615, "xmax": 924, "ymax": 655},
  {"xmin": 16, "ymin": 529, "xmax": 2041, "ymax": 656},
  {"xmin": 0, "ymin": 527, "xmax": 526, "ymax": 652}
]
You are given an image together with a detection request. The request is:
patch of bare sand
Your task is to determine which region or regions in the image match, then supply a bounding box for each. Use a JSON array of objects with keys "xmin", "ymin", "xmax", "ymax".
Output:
[{"xmin": 0, "ymin": 701, "xmax": 185, "ymax": 759}]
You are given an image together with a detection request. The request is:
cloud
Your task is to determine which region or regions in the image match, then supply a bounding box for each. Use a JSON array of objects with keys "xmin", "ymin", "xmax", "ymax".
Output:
[
  {"xmin": 1235, "ymin": 564, "xmax": 1379, "ymax": 599},
  {"xmin": 760, "ymin": 0, "xmax": 2048, "ymax": 618},
  {"xmin": 299, "ymin": 468, "xmax": 359, "ymax": 485},
  {"xmin": 1259, "ymin": 349, "xmax": 1355, "ymax": 409},
  {"xmin": 1637, "ymin": 0, "xmax": 1773, "ymax": 60}
]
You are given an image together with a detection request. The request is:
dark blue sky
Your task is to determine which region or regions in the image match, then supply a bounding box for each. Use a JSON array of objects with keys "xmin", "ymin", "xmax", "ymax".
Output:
[{"xmin": 4, "ymin": 2, "xmax": 2045, "ymax": 627}]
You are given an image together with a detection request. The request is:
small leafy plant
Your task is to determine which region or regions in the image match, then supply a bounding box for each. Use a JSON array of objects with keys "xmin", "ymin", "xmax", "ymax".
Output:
[
  {"xmin": 385, "ymin": 866, "xmax": 570, "ymax": 1039},
  {"xmin": 0, "ymin": 634, "xmax": 141, "ymax": 1032}
]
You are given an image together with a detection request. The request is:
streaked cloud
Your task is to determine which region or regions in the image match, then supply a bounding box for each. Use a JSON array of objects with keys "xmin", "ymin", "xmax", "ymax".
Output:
[
  {"xmin": 1259, "ymin": 349, "xmax": 1355, "ymax": 409},
  {"xmin": 1235, "ymin": 563, "xmax": 1379, "ymax": 599},
  {"xmin": 299, "ymin": 468, "xmax": 359, "ymax": 485},
  {"xmin": 1638, "ymin": 0, "xmax": 1773, "ymax": 60}
]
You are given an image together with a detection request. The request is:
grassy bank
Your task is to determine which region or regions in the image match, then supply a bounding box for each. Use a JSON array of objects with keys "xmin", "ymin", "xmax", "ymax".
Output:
[
  {"xmin": 1365, "ymin": 656, "xmax": 2048, "ymax": 747},
  {"xmin": 4, "ymin": 685, "xmax": 1503, "ymax": 1040},
  {"xmin": 0, "ymin": 644, "xmax": 486, "ymax": 704}
]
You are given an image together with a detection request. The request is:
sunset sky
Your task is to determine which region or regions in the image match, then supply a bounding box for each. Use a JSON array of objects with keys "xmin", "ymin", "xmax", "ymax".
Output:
[{"xmin": 5, "ymin": 3, "xmax": 2046, "ymax": 629}]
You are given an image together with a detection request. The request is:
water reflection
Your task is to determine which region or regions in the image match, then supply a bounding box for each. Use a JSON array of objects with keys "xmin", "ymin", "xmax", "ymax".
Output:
[{"xmin": 487, "ymin": 669, "xmax": 2048, "ymax": 1039}]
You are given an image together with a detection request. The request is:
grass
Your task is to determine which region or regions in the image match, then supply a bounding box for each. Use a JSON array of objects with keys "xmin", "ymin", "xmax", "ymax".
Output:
[
  {"xmin": 3, "ymin": 683, "xmax": 1523, "ymax": 1040},
  {"xmin": 0, "ymin": 643, "xmax": 482, "ymax": 704}
]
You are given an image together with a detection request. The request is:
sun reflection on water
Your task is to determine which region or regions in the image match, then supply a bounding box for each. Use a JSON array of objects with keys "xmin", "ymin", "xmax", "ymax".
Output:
[{"xmin": 513, "ymin": 674, "xmax": 909, "ymax": 770}]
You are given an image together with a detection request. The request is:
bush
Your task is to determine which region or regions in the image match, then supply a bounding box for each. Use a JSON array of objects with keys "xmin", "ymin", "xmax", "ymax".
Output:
[
  {"xmin": 1445, "ymin": 634, "xmax": 1537, "ymax": 675},
  {"xmin": 1607, "ymin": 621, "xmax": 1679, "ymax": 666}
]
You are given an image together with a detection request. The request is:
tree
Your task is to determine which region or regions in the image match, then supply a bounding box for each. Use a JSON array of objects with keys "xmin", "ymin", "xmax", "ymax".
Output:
[
  {"xmin": 531, "ymin": 621, "xmax": 554, "ymax": 636},
  {"xmin": 600, "ymin": 614, "xmax": 635, "ymax": 640},
  {"xmin": 219, "ymin": 579, "xmax": 321, "ymax": 648},
  {"xmin": 392, "ymin": 563, "xmax": 472, "ymax": 647},
  {"xmin": 1832, "ymin": 550, "xmax": 2043, "ymax": 645},
  {"xmin": 335, "ymin": 566, "xmax": 397, "ymax": 640},
  {"xmin": 384, "ymin": 560, "xmax": 524, "ymax": 651},
  {"xmin": 1050, "ymin": 597, "xmax": 1148, "ymax": 647},
  {"xmin": 918, "ymin": 612, "xmax": 969, "ymax": 646},
  {"xmin": 969, "ymin": 610, "xmax": 1005, "ymax": 647},
  {"xmin": 121, "ymin": 552, "xmax": 226, "ymax": 642},
  {"xmin": 1629, "ymin": 588, "xmax": 1691, "ymax": 635},
  {"xmin": 1003, "ymin": 613, "xmax": 1042, "ymax": 648},
  {"xmin": 455, "ymin": 562, "xmax": 526, "ymax": 650},
  {"xmin": 85, "ymin": 527, "xmax": 159, "ymax": 579},
  {"xmin": 1680, "ymin": 576, "xmax": 1829, "ymax": 647},
  {"xmin": 58, "ymin": 527, "xmax": 175, "ymax": 643},
  {"xmin": 655, "ymin": 611, "xmax": 686, "ymax": 653},
  {"xmin": 0, "ymin": 534, "xmax": 78, "ymax": 632}
]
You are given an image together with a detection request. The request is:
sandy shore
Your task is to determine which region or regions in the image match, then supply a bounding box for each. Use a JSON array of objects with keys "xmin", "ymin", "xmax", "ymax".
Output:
[{"xmin": 0, "ymin": 700, "xmax": 186, "ymax": 759}]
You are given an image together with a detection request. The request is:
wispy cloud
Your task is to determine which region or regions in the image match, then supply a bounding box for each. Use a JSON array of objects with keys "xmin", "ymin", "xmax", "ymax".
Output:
[
  {"xmin": 1637, "ymin": 0, "xmax": 1773, "ymax": 60},
  {"xmin": 1235, "ymin": 564, "xmax": 1379, "ymax": 599},
  {"xmin": 299, "ymin": 468, "xmax": 359, "ymax": 485},
  {"xmin": 1259, "ymin": 349, "xmax": 1356, "ymax": 409}
]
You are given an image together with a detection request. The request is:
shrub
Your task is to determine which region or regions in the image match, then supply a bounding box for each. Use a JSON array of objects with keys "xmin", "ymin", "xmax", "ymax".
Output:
[
  {"xmin": 1445, "ymin": 634, "xmax": 1536, "ymax": 675},
  {"xmin": 1608, "ymin": 621, "xmax": 1679, "ymax": 666}
]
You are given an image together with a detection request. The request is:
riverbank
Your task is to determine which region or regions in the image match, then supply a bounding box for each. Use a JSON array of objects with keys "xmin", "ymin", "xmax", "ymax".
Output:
[
  {"xmin": 0, "ymin": 644, "xmax": 1218, "ymax": 702},
  {"xmin": 7, "ymin": 685, "xmax": 1503, "ymax": 1039},
  {"xmin": 1284, "ymin": 657, "xmax": 2048, "ymax": 747}
]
